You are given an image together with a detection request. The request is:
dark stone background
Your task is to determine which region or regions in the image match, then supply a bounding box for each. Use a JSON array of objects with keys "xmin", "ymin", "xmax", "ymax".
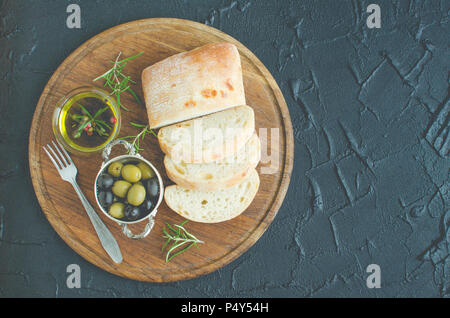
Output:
[{"xmin": 0, "ymin": 0, "xmax": 449, "ymax": 297}]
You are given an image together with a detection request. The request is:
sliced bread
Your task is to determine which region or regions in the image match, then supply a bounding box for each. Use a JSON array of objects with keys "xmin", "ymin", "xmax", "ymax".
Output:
[
  {"xmin": 164, "ymin": 169, "xmax": 260, "ymax": 223},
  {"xmin": 142, "ymin": 42, "xmax": 246, "ymax": 129},
  {"xmin": 158, "ymin": 105, "xmax": 255, "ymax": 163},
  {"xmin": 164, "ymin": 133, "xmax": 261, "ymax": 191}
]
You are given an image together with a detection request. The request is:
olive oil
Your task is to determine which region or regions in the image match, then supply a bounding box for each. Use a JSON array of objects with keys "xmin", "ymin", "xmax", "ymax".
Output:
[{"xmin": 57, "ymin": 91, "xmax": 120, "ymax": 153}]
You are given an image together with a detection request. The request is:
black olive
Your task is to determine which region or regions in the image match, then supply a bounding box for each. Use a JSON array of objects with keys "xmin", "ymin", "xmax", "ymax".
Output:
[
  {"xmin": 124, "ymin": 204, "xmax": 141, "ymax": 221},
  {"xmin": 97, "ymin": 173, "xmax": 114, "ymax": 189},
  {"xmin": 98, "ymin": 190, "xmax": 114, "ymax": 208},
  {"xmin": 146, "ymin": 178, "xmax": 159, "ymax": 198},
  {"xmin": 142, "ymin": 199, "xmax": 154, "ymax": 212}
]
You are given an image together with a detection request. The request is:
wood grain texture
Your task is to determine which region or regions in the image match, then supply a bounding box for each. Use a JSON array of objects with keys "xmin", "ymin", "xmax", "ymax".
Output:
[{"xmin": 28, "ymin": 18, "xmax": 293, "ymax": 282}]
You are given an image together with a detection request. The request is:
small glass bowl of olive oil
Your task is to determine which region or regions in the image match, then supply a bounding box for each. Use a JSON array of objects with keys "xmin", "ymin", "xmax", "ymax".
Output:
[{"xmin": 52, "ymin": 86, "xmax": 121, "ymax": 155}]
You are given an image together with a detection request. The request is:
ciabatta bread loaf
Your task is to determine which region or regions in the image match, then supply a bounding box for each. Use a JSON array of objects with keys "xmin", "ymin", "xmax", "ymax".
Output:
[
  {"xmin": 142, "ymin": 42, "xmax": 246, "ymax": 129},
  {"xmin": 164, "ymin": 169, "xmax": 260, "ymax": 223},
  {"xmin": 158, "ymin": 105, "xmax": 255, "ymax": 163},
  {"xmin": 164, "ymin": 133, "xmax": 260, "ymax": 191}
]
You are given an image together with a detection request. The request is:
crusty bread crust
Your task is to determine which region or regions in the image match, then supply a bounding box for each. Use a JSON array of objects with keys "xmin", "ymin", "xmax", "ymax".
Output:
[
  {"xmin": 158, "ymin": 125, "xmax": 253, "ymax": 163},
  {"xmin": 164, "ymin": 169, "xmax": 260, "ymax": 223},
  {"xmin": 165, "ymin": 164, "xmax": 253, "ymax": 191},
  {"xmin": 164, "ymin": 133, "xmax": 261, "ymax": 191},
  {"xmin": 142, "ymin": 42, "xmax": 246, "ymax": 129},
  {"xmin": 157, "ymin": 105, "xmax": 255, "ymax": 163}
]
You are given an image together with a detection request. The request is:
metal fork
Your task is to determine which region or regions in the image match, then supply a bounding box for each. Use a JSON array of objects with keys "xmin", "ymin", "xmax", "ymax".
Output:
[{"xmin": 43, "ymin": 141, "xmax": 122, "ymax": 264}]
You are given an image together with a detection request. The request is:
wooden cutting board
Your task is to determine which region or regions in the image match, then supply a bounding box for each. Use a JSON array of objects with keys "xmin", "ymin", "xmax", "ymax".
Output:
[{"xmin": 29, "ymin": 18, "xmax": 293, "ymax": 282}]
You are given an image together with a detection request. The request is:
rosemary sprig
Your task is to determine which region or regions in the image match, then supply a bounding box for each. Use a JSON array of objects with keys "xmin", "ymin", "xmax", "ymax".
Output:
[
  {"xmin": 93, "ymin": 51, "xmax": 143, "ymax": 111},
  {"xmin": 119, "ymin": 122, "xmax": 157, "ymax": 153},
  {"xmin": 72, "ymin": 103, "xmax": 112, "ymax": 138},
  {"xmin": 162, "ymin": 220, "xmax": 203, "ymax": 262}
]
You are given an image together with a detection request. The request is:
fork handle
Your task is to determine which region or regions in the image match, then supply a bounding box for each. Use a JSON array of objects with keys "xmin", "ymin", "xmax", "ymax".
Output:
[{"xmin": 71, "ymin": 180, "xmax": 123, "ymax": 264}]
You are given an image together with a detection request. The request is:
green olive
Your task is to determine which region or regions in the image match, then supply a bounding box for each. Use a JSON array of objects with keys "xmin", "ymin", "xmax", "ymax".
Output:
[
  {"xmin": 108, "ymin": 202, "xmax": 125, "ymax": 219},
  {"xmin": 112, "ymin": 180, "xmax": 132, "ymax": 198},
  {"xmin": 108, "ymin": 162, "xmax": 123, "ymax": 177},
  {"xmin": 121, "ymin": 164, "xmax": 142, "ymax": 183},
  {"xmin": 137, "ymin": 162, "xmax": 155, "ymax": 180},
  {"xmin": 127, "ymin": 184, "xmax": 146, "ymax": 206}
]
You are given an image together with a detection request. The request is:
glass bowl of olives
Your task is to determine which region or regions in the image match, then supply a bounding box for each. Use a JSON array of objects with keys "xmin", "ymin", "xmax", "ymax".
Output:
[{"xmin": 94, "ymin": 139, "xmax": 164, "ymax": 239}]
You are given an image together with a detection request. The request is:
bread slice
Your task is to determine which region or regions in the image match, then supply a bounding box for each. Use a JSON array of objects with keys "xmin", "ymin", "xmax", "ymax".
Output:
[
  {"xmin": 142, "ymin": 42, "xmax": 246, "ymax": 129},
  {"xmin": 164, "ymin": 169, "xmax": 260, "ymax": 223},
  {"xmin": 164, "ymin": 133, "xmax": 261, "ymax": 191},
  {"xmin": 158, "ymin": 105, "xmax": 255, "ymax": 163}
]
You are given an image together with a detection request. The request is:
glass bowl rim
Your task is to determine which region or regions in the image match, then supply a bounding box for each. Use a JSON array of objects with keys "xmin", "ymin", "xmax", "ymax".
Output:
[{"xmin": 52, "ymin": 85, "xmax": 121, "ymax": 154}]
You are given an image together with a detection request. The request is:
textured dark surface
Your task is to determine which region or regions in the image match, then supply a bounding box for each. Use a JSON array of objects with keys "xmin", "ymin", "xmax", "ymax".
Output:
[{"xmin": 0, "ymin": 0, "xmax": 449, "ymax": 297}]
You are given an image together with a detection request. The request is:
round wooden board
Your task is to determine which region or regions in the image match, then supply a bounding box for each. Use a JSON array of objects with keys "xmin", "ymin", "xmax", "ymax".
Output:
[{"xmin": 29, "ymin": 18, "xmax": 293, "ymax": 282}]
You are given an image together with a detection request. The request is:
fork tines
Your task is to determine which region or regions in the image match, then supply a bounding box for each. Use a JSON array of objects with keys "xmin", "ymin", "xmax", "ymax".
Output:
[{"xmin": 43, "ymin": 141, "xmax": 73, "ymax": 170}]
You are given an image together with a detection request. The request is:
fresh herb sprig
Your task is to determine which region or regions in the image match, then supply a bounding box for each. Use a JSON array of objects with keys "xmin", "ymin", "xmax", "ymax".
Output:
[
  {"xmin": 162, "ymin": 221, "xmax": 203, "ymax": 262},
  {"xmin": 93, "ymin": 51, "xmax": 143, "ymax": 111},
  {"xmin": 119, "ymin": 122, "xmax": 157, "ymax": 153},
  {"xmin": 71, "ymin": 103, "xmax": 113, "ymax": 138},
  {"xmin": 94, "ymin": 52, "xmax": 158, "ymax": 151}
]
